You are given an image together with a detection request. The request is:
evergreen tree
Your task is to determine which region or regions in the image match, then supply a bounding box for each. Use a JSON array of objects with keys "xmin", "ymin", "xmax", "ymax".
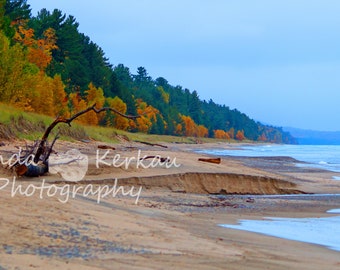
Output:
[
  {"xmin": 188, "ymin": 90, "xmax": 201, "ymax": 124},
  {"xmin": 4, "ymin": 0, "xmax": 31, "ymax": 22}
]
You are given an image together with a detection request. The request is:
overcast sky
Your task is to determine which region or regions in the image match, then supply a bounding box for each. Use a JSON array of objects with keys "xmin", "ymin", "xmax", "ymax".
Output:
[{"xmin": 28, "ymin": 0, "xmax": 340, "ymax": 131}]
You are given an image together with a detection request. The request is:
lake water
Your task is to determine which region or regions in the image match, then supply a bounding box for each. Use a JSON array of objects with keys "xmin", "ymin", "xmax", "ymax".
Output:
[
  {"xmin": 197, "ymin": 144, "xmax": 340, "ymax": 177},
  {"xmin": 208, "ymin": 144, "xmax": 340, "ymax": 251},
  {"xmin": 220, "ymin": 209, "xmax": 340, "ymax": 252}
]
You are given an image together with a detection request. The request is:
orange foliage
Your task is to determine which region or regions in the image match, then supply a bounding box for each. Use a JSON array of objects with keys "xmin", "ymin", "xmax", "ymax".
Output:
[
  {"xmin": 135, "ymin": 99, "xmax": 159, "ymax": 133},
  {"xmin": 175, "ymin": 123, "xmax": 183, "ymax": 136},
  {"xmin": 258, "ymin": 133, "xmax": 267, "ymax": 142},
  {"xmin": 106, "ymin": 96, "xmax": 129, "ymax": 130},
  {"xmin": 14, "ymin": 22, "xmax": 57, "ymax": 71},
  {"xmin": 128, "ymin": 119, "xmax": 137, "ymax": 131},
  {"xmin": 235, "ymin": 130, "xmax": 246, "ymax": 141},
  {"xmin": 197, "ymin": 125, "xmax": 209, "ymax": 138},
  {"xmin": 69, "ymin": 92, "xmax": 88, "ymax": 124},
  {"xmin": 180, "ymin": 115, "xmax": 208, "ymax": 137},
  {"xmin": 181, "ymin": 115, "xmax": 196, "ymax": 137},
  {"xmin": 13, "ymin": 22, "xmax": 34, "ymax": 46},
  {"xmin": 69, "ymin": 92, "xmax": 82, "ymax": 112},
  {"xmin": 214, "ymin": 129, "xmax": 230, "ymax": 140}
]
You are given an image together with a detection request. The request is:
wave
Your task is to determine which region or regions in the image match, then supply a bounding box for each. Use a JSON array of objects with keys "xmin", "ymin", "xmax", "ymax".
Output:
[{"xmin": 199, "ymin": 145, "xmax": 340, "ymax": 173}]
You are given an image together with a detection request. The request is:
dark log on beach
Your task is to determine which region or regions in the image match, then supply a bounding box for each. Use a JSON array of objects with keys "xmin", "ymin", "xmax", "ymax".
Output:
[
  {"xmin": 97, "ymin": 144, "xmax": 116, "ymax": 150},
  {"xmin": 134, "ymin": 140, "xmax": 168, "ymax": 148},
  {"xmin": 140, "ymin": 155, "xmax": 170, "ymax": 163},
  {"xmin": 198, "ymin": 157, "xmax": 221, "ymax": 164}
]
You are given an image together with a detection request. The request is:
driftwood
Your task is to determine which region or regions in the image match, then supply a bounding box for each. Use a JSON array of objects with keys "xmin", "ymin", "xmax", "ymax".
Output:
[
  {"xmin": 13, "ymin": 104, "xmax": 139, "ymax": 177},
  {"xmin": 134, "ymin": 140, "xmax": 168, "ymax": 148},
  {"xmin": 33, "ymin": 104, "xmax": 139, "ymax": 163},
  {"xmin": 139, "ymin": 155, "xmax": 170, "ymax": 163},
  {"xmin": 198, "ymin": 157, "xmax": 221, "ymax": 164},
  {"xmin": 97, "ymin": 144, "xmax": 116, "ymax": 150}
]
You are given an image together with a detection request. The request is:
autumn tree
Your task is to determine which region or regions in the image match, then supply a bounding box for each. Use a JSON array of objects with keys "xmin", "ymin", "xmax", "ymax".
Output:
[
  {"xmin": 258, "ymin": 132, "xmax": 267, "ymax": 142},
  {"xmin": 69, "ymin": 92, "xmax": 87, "ymax": 124},
  {"xmin": 106, "ymin": 96, "xmax": 129, "ymax": 130},
  {"xmin": 28, "ymin": 27, "xmax": 57, "ymax": 71},
  {"xmin": 228, "ymin": 127, "xmax": 235, "ymax": 139},
  {"xmin": 157, "ymin": 86, "xmax": 169, "ymax": 104},
  {"xmin": 29, "ymin": 73, "xmax": 54, "ymax": 115},
  {"xmin": 51, "ymin": 74, "xmax": 68, "ymax": 116},
  {"xmin": 197, "ymin": 125, "xmax": 208, "ymax": 138},
  {"xmin": 181, "ymin": 115, "xmax": 196, "ymax": 137},
  {"xmin": 175, "ymin": 123, "xmax": 183, "ymax": 136},
  {"xmin": 13, "ymin": 20, "xmax": 57, "ymax": 71},
  {"xmin": 214, "ymin": 129, "xmax": 230, "ymax": 140},
  {"xmin": 0, "ymin": 31, "xmax": 38, "ymax": 110},
  {"xmin": 135, "ymin": 99, "xmax": 160, "ymax": 133},
  {"xmin": 84, "ymin": 83, "xmax": 105, "ymax": 125},
  {"xmin": 236, "ymin": 130, "xmax": 246, "ymax": 141}
]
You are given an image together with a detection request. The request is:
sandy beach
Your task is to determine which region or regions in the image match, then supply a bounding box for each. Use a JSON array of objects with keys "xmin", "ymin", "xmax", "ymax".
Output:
[{"xmin": 1, "ymin": 140, "xmax": 340, "ymax": 269}]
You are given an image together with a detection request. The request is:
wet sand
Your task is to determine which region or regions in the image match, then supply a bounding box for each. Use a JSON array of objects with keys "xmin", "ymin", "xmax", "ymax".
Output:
[{"xmin": 0, "ymin": 141, "xmax": 340, "ymax": 269}]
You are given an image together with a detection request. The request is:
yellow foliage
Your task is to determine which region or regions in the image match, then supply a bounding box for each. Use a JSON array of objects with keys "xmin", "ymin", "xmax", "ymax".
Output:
[
  {"xmin": 51, "ymin": 75, "xmax": 69, "ymax": 116},
  {"xmin": 76, "ymin": 99, "xmax": 88, "ymax": 124},
  {"xmin": 135, "ymin": 99, "xmax": 160, "ymax": 133},
  {"xmin": 106, "ymin": 96, "xmax": 129, "ymax": 130},
  {"xmin": 85, "ymin": 83, "xmax": 105, "ymax": 125},
  {"xmin": 181, "ymin": 115, "xmax": 196, "ymax": 137},
  {"xmin": 157, "ymin": 86, "xmax": 169, "ymax": 104},
  {"xmin": 0, "ymin": 32, "xmax": 30, "ymax": 103},
  {"xmin": 136, "ymin": 116, "xmax": 152, "ymax": 133},
  {"xmin": 69, "ymin": 93, "xmax": 88, "ymax": 124}
]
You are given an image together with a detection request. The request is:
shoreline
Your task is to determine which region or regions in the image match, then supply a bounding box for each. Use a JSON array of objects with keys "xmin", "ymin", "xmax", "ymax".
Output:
[{"xmin": 1, "ymin": 140, "xmax": 340, "ymax": 269}]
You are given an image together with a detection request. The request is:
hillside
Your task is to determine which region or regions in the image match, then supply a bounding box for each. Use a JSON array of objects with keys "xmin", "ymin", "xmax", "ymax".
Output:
[{"xmin": 0, "ymin": 0, "xmax": 295, "ymax": 144}]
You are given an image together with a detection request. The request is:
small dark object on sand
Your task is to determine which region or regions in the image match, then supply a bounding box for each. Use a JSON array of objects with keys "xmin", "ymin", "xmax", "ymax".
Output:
[{"xmin": 198, "ymin": 157, "xmax": 221, "ymax": 164}]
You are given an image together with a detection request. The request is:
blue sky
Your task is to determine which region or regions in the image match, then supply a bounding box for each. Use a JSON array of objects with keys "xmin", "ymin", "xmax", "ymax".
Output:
[{"xmin": 28, "ymin": 0, "xmax": 340, "ymax": 131}]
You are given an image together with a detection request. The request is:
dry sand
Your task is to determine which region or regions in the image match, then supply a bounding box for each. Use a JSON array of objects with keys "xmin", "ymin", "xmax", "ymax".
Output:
[{"xmin": 0, "ymin": 140, "xmax": 340, "ymax": 269}]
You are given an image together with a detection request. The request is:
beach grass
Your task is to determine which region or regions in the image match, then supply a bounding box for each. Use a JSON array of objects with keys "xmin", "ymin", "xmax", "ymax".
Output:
[{"xmin": 0, "ymin": 103, "xmax": 235, "ymax": 144}]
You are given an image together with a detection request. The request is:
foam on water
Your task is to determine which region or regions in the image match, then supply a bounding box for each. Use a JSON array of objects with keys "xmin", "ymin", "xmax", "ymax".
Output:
[
  {"xmin": 327, "ymin": 209, "xmax": 340, "ymax": 214},
  {"xmin": 197, "ymin": 144, "xmax": 340, "ymax": 173}
]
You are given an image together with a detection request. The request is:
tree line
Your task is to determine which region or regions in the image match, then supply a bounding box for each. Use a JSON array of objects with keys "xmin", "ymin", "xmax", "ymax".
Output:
[{"xmin": 0, "ymin": 0, "xmax": 296, "ymax": 143}]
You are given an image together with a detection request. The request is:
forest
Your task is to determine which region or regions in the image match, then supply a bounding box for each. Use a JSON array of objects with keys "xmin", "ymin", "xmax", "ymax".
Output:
[{"xmin": 0, "ymin": 0, "xmax": 296, "ymax": 144}]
